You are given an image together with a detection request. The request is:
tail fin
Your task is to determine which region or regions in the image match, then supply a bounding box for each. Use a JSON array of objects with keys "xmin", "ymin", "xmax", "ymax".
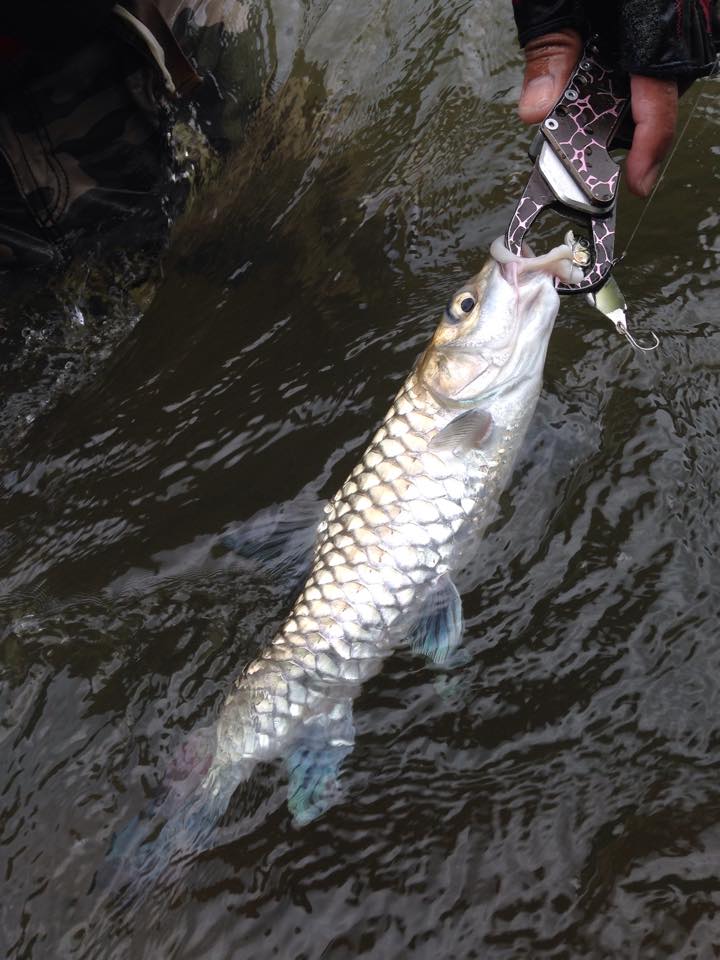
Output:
[
  {"xmin": 102, "ymin": 727, "xmax": 226, "ymax": 893},
  {"xmin": 100, "ymin": 773, "xmax": 232, "ymax": 906}
]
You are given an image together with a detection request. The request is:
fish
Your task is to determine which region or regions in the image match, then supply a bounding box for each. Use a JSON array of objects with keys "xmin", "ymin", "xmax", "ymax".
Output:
[{"xmin": 111, "ymin": 238, "xmax": 581, "ymax": 875}]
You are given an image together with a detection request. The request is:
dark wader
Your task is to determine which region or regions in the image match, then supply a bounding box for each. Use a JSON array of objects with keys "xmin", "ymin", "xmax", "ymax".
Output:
[{"xmin": 0, "ymin": 0, "xmax": 269, "ymax": 268}]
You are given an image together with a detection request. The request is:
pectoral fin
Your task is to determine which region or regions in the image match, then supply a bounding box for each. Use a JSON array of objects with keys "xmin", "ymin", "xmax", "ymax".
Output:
[
  {"xmin": 430, "ymin": 409, "xmax": 493, "ymax": 453},
  {"xmin": 286, "ymin": 700, "xmax": 355, "ymax": 826},
  {"xmin": 221, "ymin": 490, "xmax": 325, "ymax": 585},
  {"xmin": 409, "ymin": 574, "xmax": 464, "ymax": 664}
]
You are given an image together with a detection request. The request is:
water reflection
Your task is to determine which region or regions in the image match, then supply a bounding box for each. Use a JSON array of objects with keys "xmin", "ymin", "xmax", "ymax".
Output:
[{"xmin": 1, "ymin": 1, "xmax": 719, "ymax": 957}]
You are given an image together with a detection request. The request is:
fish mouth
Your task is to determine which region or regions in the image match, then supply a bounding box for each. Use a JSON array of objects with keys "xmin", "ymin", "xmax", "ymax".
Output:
[
  {"xmin": 489, "ymin": 236, "xmax": 583, "ymax": 287},
  {"xmin": 492, "ymin": 239, "xmax": 570, "ymax": 346}
]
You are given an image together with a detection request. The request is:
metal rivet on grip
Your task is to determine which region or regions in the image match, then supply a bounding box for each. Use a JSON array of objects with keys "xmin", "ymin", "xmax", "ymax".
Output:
[
  {"xmin": 565, "ymin": 88, "xmax": 578, "ymax": 101},
  {"xmin": 545, "ymin": 118, "xmax": 559, "ymax": 131}
]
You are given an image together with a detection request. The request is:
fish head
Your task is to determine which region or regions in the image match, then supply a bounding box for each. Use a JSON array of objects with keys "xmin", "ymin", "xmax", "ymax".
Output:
[{"xmin": 418, "ymin": 240, "xmax": 579, "ymax": 406}]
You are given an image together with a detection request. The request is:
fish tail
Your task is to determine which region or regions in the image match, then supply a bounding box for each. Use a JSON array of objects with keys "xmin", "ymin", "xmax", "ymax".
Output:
[
  {"xmin": 103, "ymin": 727, "xmax": 226, "ymax": 892},
  {"xmin": 103, "ymin": 775, "xmax": 230, "ymax": 898}
]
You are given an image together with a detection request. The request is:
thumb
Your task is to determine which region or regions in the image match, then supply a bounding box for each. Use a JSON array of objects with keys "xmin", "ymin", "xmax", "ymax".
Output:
[{"xmin": 519, "ymin": 30, "xmax": 582, "ymax": 123}]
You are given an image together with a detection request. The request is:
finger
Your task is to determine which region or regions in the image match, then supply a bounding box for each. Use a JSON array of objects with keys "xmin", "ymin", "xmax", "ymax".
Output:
[
  {"xmin": 625, "ymin": 75, "xmax": 678, "ymax": 197},
  {"xmin": 519, "ymin": 29, "xmax": 583, "ymax": 124}
]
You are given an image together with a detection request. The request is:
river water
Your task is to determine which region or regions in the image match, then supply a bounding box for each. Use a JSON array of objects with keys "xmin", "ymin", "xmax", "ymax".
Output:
[{"xmin": 1, "ymin": 2, "xmax": 719, "ymax": 958}]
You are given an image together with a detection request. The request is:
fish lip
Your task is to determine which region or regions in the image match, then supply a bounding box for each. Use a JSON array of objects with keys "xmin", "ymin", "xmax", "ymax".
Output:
[
  {"xmin": 495, "ymin": 259, "xmax": 554, "ymax": 292},
  {"xmin": 497, "ymin": 261, "xmax": 558, "ymax": 330},
  {"xmin": 489, "ymin": 236, "xmax": 578, "ymax": 285}
]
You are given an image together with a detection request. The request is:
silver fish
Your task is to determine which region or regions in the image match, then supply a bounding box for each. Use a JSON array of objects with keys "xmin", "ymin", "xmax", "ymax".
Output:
[
  {"xmin": 117, "ymin": 240, "xmax": 577, "ymax": 868},
  {"xmin": 202, "ymin": 239, "xmax": 579, "ymax": 823}
]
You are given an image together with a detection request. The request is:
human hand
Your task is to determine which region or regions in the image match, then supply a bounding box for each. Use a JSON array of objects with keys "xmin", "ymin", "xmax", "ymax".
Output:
[{"xmin": 518, "ymin": 29, "xmax": 679, "ymax": 198}]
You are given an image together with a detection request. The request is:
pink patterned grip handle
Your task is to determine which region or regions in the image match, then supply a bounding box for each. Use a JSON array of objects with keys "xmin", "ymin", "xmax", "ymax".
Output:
[
  {"xmin": 543, "ymin": 47, "xmax": 630, "ymax": 205},
  {"xmin": 505, "ymin": 39, "xmax": 631, "ymax": 295}
]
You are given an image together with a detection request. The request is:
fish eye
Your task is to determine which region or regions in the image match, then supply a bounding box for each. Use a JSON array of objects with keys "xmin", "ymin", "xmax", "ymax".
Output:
[{"xmin": 445, "ymin": 292, "xmax": 476, "ymax": 324}]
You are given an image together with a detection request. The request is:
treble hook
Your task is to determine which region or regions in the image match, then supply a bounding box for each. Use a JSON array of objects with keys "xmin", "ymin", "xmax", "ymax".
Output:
[
  {"xmin": 611, "ymin": 316, "xmax": 660, "ymax": 352},
  {"xmin": 586, "ymin": 278, "xmax": 660, "ymax": 353}
]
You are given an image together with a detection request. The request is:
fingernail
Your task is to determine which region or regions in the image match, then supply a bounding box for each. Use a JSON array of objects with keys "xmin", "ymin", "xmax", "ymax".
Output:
[
  {"xmin": 521, "ymin": 76, "xmax": 555, "ymax": 115},
  {"xmin": 637, "ymin": 162, "xmax": 662, "ymax": 197}
]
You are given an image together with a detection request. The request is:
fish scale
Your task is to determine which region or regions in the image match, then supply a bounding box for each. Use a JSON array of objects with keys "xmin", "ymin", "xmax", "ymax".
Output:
[{"xmin": 284, "ymin": 378, "xmax": 477, "ymax": 649}]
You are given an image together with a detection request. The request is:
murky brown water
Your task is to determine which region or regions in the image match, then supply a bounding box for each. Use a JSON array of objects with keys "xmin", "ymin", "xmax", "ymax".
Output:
[{"xmin": 1, "ymin": 2, "xmax": 719, "ymax": 958}]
